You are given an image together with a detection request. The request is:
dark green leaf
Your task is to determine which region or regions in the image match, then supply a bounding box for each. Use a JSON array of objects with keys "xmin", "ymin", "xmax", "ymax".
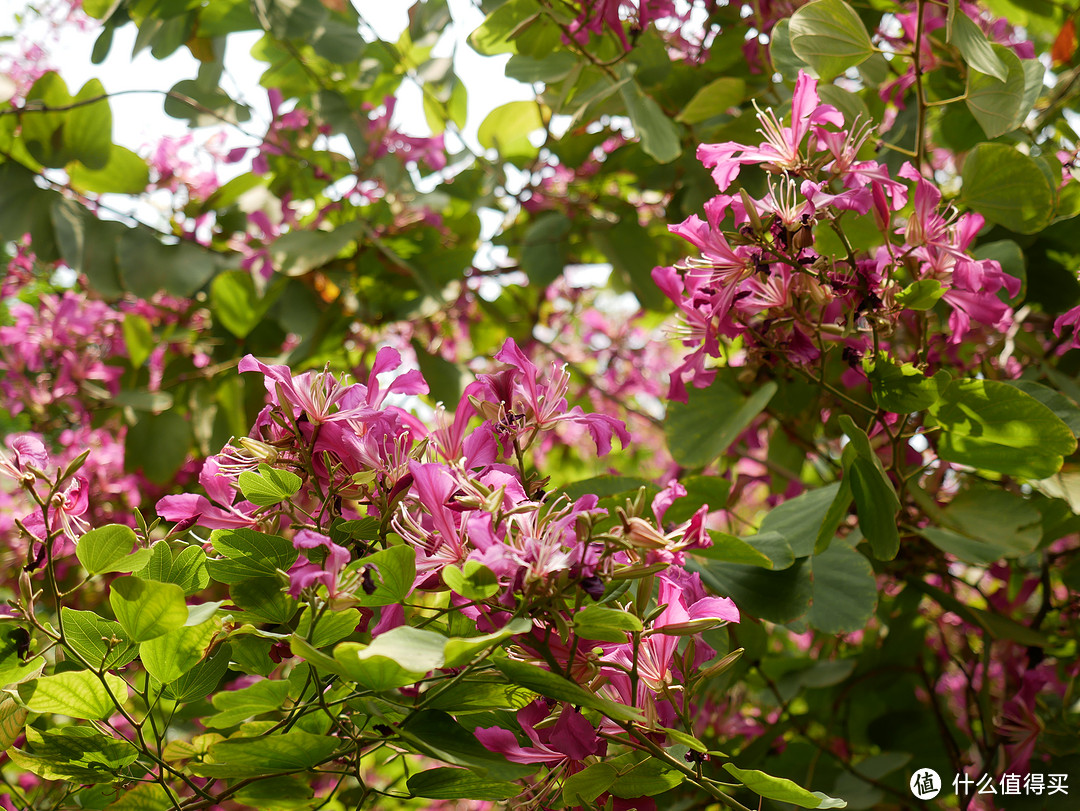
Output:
[
  {"xmin": 407, "ymin": 768, "xmax": 520, "ymax": 800},
  {"xmin": 124, "ymin": 409, "xmax": 191, "ymax": 485},
  {"xmin": 493, "ymin": 660, "xmax": 643, "ymax": 723},
  {"xmin": 694, "ymin": 557, "xmax": 812, "ymax": 625},
  {"xmin": 665, "ymin": 382, "xmax": 778, "ymax": 468},
  {"xmin": 808, "ymin": 544, "xmax": 878, "ymax": 633}
]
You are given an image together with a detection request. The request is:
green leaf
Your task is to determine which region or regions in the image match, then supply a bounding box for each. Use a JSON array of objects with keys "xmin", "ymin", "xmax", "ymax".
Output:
[
  {"xmin": 565, "ymin": 760, "xmax": 617, "ymax": 807},
  {"xmin": 12, "ymin": 726, "xmax": 138, "ymax": 782},
  {"xmin": 866, "ymin": 355, "xmax": 949, "ymax": 413},
  {"xmin": 665, "ymin": 382, "xmax": 778, "ymax": 468},
  {"xmin": 677, "ymin": 77, "xmax": 746, "ymax": 124},
  {"xmin": 1003, "ymin": 380, "xmax": 1080, "ymax": 437},
  {"xmin": 0, "ymin": 694, "xmax": 27, "ymax": 751},
  {"xmin": 206, "ymin": 528, "xmax": 299, "ymax": 584},
  {"xmin": 493, "ymin": 659, "xmax": 643, "ymax": 723},
  {"xmin": 966, "ymin": 45, "xmax": 1025, "ymax": 139},
  {"xmin": 139, "ymin": 620, "xmax": 217, "ymax": 684},
  {"xmin": 407, "ymin": 768, "xmax": 520, "ymax": 800},
  {"xmin": 20, "ymin": 671, "xmax": 128, "ymax": 720},
  {"xmin": 398, "ymin": 710, "xmax": 535, "ymax": 781},
  {"xmin": 573, "ymin": 605, "xmax": 643, "ymax": 643},
  {"xmin": 165, "ymin": 644, "xmax": 231, "ymax": 702},
  {"xmin": 61, "ymin": 608, "xmax": 138, "ymax": 671},
  {"xmin": 48, "ymin": 198, "xmax": 122, "ymax": 296},
  {"xmin": 789, "ymin": 0, "xmax": 874, "ymax": 80},
  {"xmin": 124, "ymin": 408, "xmax": 191, "ymax": 485},
  {"xmin": 231, "ymin": 577, "xmax": 297, "ymax": 624},
  {"xmin": 442, "ymin": 618, "xmax": 532, "ymax": 669},
  {"xmin": 163, "ymin": 78, "xmax": 251, "ymax": 126},
  {"xmin": 103, "ymin": 782, "xmax": 173, "ymax": 810},
  {"xmin": 211, "ymin": 271, "xmax": 282, "ymax": 339},
  {"xmin": 295, "ymin": 607, "xmax": 361, "ymax": 649},
  {"xmin": 950, "ymin": 13, "xmax": 1008, "ymax": 81},
  {"xmin": 694, "ymin": 557, "xmax": 812, "ymax": 625},
  {"xmin": 725, "ymin": 763, "xmax": 847, "ymax": 808},
  {"xmin": 468, "ymin": 0, "xmax": 537, "ymax": 55},
  {"xmin": 839, "ymin": 416, "xmax": 901, "ymax": 560},
  {"xmin": 895, "ymin": 278, "xmax": 946, "ymax": 310},
  {"xmin": 959, "ymin": 142, "xmax": 1056, "ymax": 234},
  {"xmin": 591, "ymin": 215, "xmax": 667, "ymax": 311},
  {"xmin": 69, "ymin": 144, "xmax": 150, "ymax": 194},
  {"xmin": 814, "ymin": 477, "xmax": 852, "ymax": 555},
  {"xmin": 76, "ymin": 524, "xmax": 146, "ymax": 575},
  {"xmin": 269, "ymin": 222, "xmax": 362, "ymax": 277},
  {"xmin": 116, "ymin": 229, "xmax": 221, "ymax": 299},
  {"xmin": 847, "ymin": 457, "xmax": 900, "ymax": 560},
  {"xmin": 237, "ymin": 463, "xmax": 303, "ymax": 507},
  {"xmin": 758, "ymin": 483, "xmax": 843, "ymax": 557},
  {"xmin": 233, "ymin": 775, "xmax": 314, "ymax": 810},
  {"xmin": 192, "ymin": 731, "xmax": 338, "ymax": 778},
  {"xmin": 333, "ymin": 626, "xmax": 447, "ymax": 691},
  {"xmin": 110, "ymin": 576, "xmax": 188, "ymax": 642},
  {"xmin": 137, "ymin": 542, "xmax": 210, "ymax": 596},
  {"xmin": 205, "ymin": 678, "xmax": 291, "ymax": 728},
  {"xmin": 607, "ymin": 752, "xmax": 685, "ymax": 797},
  {"xmin": 927, "ymin": 378, "xmax": 1077, "ymax": 478},
  {"xmin": 443, "ymin": 560, "xmax": 500, "ymax": 601},
  {"xmin": 477, "ymin": 100, "xmax": 545, "ymax": 160},
  {"xmin": 808, "ymin": 544, "xmax": 878, "ymax": 633},
  {"xmin": 521, "ymin": 212, "xmax": 571, "ymax": 287},
  {"xmin": 505, "ymin": 51, "xmax": 577, "ymax": 83},
  {"xmin": 694, "ymin": 533, "xmax": 775, "ymax": 568},
  {"xmin": 121, "ymin": 314, "xmax": 154, "ymax": 369},
  {"xmin": 618, "ymin": 75, "xmax": 682, "ymax": 164},
  {"xmin": 351, "ymin": 545, "xmax": 416, "ymax": 607},
  {"xmin": 770, "ymin": 19, "xmax": 812, "ymax": 82}
]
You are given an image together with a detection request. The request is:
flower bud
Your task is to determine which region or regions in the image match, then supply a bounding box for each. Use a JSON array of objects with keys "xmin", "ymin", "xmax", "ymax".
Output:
[{"xmin": 740, "ymin": 188, "xmax": 763, "ymax": 233}]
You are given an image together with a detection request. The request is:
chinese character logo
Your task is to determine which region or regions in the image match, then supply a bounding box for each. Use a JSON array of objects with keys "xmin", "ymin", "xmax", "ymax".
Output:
[{"xmin": 911, "ymin": 768, "xmax": 942, "ymax": 800}]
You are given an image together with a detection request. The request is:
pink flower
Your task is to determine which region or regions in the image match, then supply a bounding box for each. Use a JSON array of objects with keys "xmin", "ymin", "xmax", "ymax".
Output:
[
  {"xmin": 156, "ymin": 459, "xmax": 259, "ymax": 530},
  {"xmin": 475, "ymin": 699, "xmax": 603, "ymax": 765},
  {"xmin": 697, "ymin": 71, "xmax": 844, "ymax": 191},
  {"xmin": 287, "ymin": 530, "xmax": 351, "ymax": 597}
]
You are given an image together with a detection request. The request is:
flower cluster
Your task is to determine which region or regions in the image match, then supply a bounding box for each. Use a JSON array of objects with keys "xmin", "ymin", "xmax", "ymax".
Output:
[
  {"xmin": 655, "ymin": 71, "xmax": 1018, "ymax": 401},
  {"xmin": 157, "ymin": 339, "xmax": 739, "ymax": 805}
]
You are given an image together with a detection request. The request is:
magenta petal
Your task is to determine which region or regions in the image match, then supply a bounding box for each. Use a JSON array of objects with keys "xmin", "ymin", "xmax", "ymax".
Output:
[
  {"xmin": 549, "ymin": 707, "xmax": 601, "ymax": 761},
  {"xmin": 688, "ymin": 596, "xmax": 740, "ymax": 624},
  {"xmin": 473, "ymin": 726, "xmax": 561, "ymax": 765}
]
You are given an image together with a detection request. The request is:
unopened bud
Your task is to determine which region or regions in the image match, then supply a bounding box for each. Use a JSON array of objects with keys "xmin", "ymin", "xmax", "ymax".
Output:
[{"xmin": 739, "ymin": 188, "xmax": 763, "ymax": 233}]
